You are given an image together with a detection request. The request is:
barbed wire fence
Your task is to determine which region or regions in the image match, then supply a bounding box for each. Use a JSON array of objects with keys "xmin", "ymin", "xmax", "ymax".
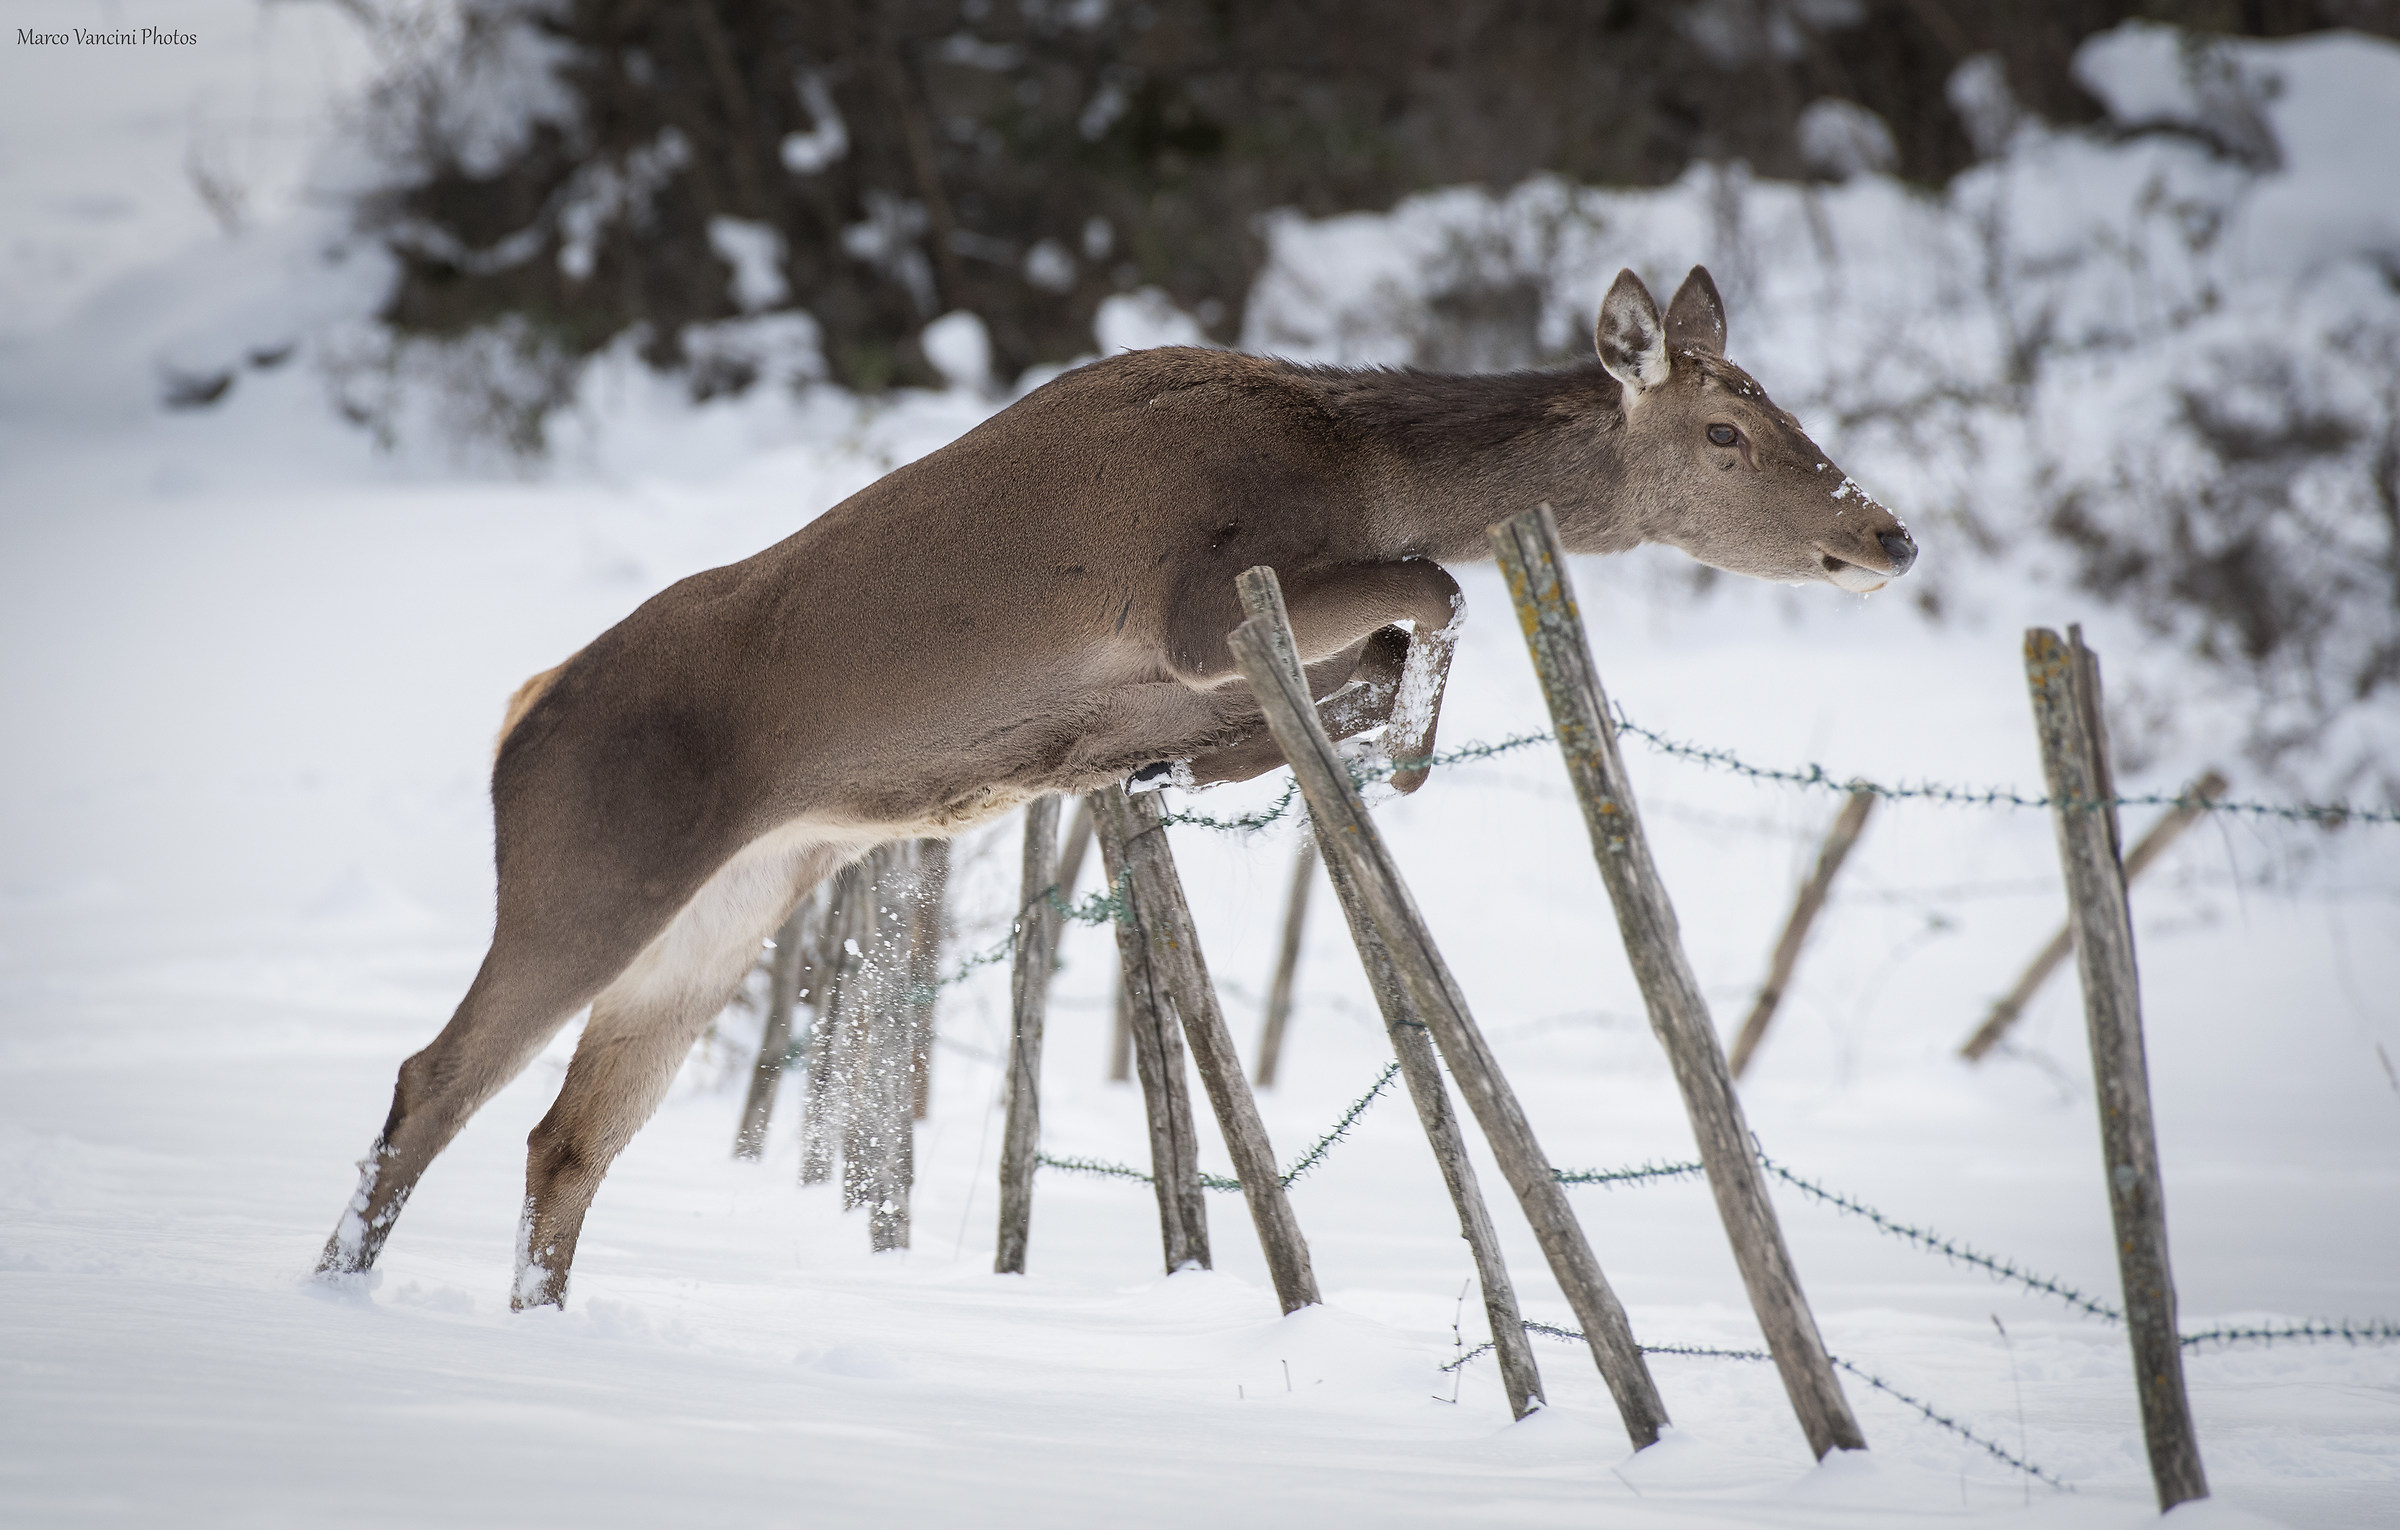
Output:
[
  {"xmin": 1036, "ymin": 1060, "xmax": 1402, "ymax": 1194},
  {"xmin": 783, "ymin": 706, "xmax": 2397, "ymax": 1486},
  {"xmin": 1438, "ymin": 1324, "xmax": 2073, "ymax": 1490},
  {"xmin": 904, "ymin": 709, "xmax": 2394, "ymax": 1016},
  {"xmin": 1158, "ymin": 710, "xmax": 2400, "ymax": 836},
  {"xmin": 1026, "ymin": 1054, "xmax": 2397, "ymax": 1489}
]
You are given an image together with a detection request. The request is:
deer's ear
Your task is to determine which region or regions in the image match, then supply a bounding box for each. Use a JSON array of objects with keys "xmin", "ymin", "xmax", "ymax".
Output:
[
  {"xmin": 1596, "ymin": 269, "xmax": 1669, "ymax": 397},
  {"xmin": 1665, "ymin": 266, "xmax": 1726, "ymax": 355}
]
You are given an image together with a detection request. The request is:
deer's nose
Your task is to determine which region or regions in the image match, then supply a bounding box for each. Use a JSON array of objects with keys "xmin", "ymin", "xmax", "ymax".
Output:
[{"xmin": 1877, "ymin": 530, "xmax": 1917, "ymax": 577}]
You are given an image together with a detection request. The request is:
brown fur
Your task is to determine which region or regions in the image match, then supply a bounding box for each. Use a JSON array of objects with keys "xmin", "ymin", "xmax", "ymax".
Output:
[
  {"xmin": 320, "ymin": 267, "xmax": 1915, "ymax": 1307},
  {"xmin": 494, "ymin": 662, "xmax": 567, "ymax": 760}
]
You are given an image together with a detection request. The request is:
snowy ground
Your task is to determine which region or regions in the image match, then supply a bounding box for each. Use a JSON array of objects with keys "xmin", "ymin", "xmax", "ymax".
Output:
[
  {"xmin": 4, "ymin": 13, "xmax": 2399, "ymax": 1529},
  {"xmin": 4, "ymin": 389, "xmax": 2397, "ymax": 1527}
]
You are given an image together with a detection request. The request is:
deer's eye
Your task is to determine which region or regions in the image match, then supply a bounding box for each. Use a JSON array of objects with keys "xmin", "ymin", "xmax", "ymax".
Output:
[{"xmin": 1707, "ymin": 424, "xmax": 1739, "ymax": 448}]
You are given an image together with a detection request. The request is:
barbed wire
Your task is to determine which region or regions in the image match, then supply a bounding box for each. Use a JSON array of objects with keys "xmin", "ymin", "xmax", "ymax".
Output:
[
  {"xmin": 1442, "ymin": 1322, "xmax": 2070, "ymax": 1488},
  {"xmin": 1033, "ymin": 1049, "xmax": 2391, "ymax": 1477},
  {"xmin": 905, "ymin": 876, "xmax": 1134, "ymax": 1008},
  {"xmin": 1036, "ymin": 1060, "xmax": 1403, "ymax": 1194},
  {"xmin": 1603, "ymin": 711, "xmax": 2397, "ymax": 826},
  {"xmin": 1551, "ymin": 1159, "xmax": 1709, "ymax": 1190},
  {"xmin": 900, "ymin": 705, "xmax": 2391, "ymax": 1011},
  {"xmin": 1754, "ymin": 1155, "xmax": 2125, "ymax": 1323},
  {"xmin": 1271, "ymin": 1061, "xmax": 1403, "ymax": 1185},
  {"xmin": 1827, "ymin": 1354, "xmax": 2073, "ymax": 1490},
  {"xmin": 1156, "ymin": 732, "xmax": 1556, "ymax": 833},
  {"xmin": 2180, "ymin": 1317, "xmax": 2400, "ymax": 1350},
  {"xmin": 1161, "ymin": 778, "xmax": 1302, "ymax": 834},
  {"xmin": 1557, "ymin": 1152, "xmax": 2400, "ymax": 1354},
  {"xmin": 1037, "ymin": 1150, "xmax": 1243, "ymax": 1195},
  {"xmin": 1154, "ymin": 710, "xmax": 2399, "ymax": 836},
  {"xmin": 1037, "ymin": 1057, "xmax": 2396, "ymax": 1354},
  {"xmin": 1555, "ymin": 1151, "xmax": 2121, "ymax": 1322}
]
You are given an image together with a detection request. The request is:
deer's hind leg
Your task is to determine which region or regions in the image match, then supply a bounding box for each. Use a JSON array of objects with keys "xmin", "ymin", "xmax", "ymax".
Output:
[
  {"xmin": 513, "ymin": 828, "xmax": 852, "ymax": 1309},
  {"xmin": 320, "ymin": 922, "xmax": 635, "ymax": 1282}
]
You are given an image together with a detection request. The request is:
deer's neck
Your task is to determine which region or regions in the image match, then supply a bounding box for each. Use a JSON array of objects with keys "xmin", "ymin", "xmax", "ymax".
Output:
[{"xmin": 1296, "ymin": 362, "xmax": 1639, "ymax": 563}]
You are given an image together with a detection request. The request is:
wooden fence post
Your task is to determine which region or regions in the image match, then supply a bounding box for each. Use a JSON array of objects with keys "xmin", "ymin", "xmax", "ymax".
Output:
[
  {"xmin": 1490, "ymin": 505, "xmax": 1862, "ymax": 1461},
  {"xmin": 839, "ymin": 841, "xmax": 920, "ymax": 1251},
  {"xmin": 1315, "ymin": 839, "xmax": 1546, "ymax": 1419},
  {"xmin": 1228, "ymin": 566, "xmax": 1666, "ymax": 1447},
  {"xmin": 1253, "ymin": 839, "xmax": 1318, "ymax": 1087},
  {"xmin": 1093, "ymin": 785, "xmax": 1321, "ymax": 1313},
  {"xmin": 1729, "ymin": 788, "xmax": 1877, "ymax": 1079},
  {"xmin": 1108, "ymin": 979, "xmax": 1135, "ymax": 1082},
  {"xmin": 996, "ymin": 797, "xmax": 1063, "ymax": 1274},
  {"xmin": 1960, "ymin": 768, "xmax": 2226, "ymax": 1063},
  {"xmin": 733, "ymin": 902, "xmax": 809, "ymax": 1159},
  {"xmin": 799, "ymin": 861, "xmax": 869, "ymax": 1187},
  {"xmin": 2024, "ymin": 626, "xmax": 2208, "ymax": 1512},
  {"xmin": 908, "ymin": 837, "xmax": 951, "ymax": 1120},
  {"xmin": 1090, "ymin": 788, "xmax": 1211, "ymax": 1273}
]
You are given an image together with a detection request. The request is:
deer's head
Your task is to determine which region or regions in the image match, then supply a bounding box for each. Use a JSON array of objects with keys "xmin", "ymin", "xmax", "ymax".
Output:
[{"xmin": 1590, "ymin": 266, "xmax": 1914, "ymax": 593}]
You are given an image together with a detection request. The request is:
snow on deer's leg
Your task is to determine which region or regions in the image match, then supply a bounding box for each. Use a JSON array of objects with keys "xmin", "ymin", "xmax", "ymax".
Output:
[
  {"xmin": 1180, "ymin": 632, "xmax": 1401, "ymax": 787},
  {"xmin": 1383, "ymin": 585, "xmax": 1464, "ymax": 795},
  {"xmin": 317, "ymin": 939, "xmax": 601, "ymax": 1280},
  {"xmin": 514, "ymin": 828, "xmax": 838, "ymax": 1310}
]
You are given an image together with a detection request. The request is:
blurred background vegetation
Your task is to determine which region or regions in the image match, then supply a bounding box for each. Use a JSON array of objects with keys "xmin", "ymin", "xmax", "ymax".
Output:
[{"xmin": 357, "ymin": 0, "xmax": 2398, "ymax": 394}]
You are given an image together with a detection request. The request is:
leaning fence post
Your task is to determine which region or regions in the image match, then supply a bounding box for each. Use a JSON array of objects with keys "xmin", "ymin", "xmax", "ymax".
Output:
[
  {"xmin": 1090, "ymin": 787, "xmax": 1211, "ymax": 1273},
  {"xmin": 839, "ymin": 840, "xmax": 920, "ymax": 1251},
  {"xmin": 995, "ymin": 798, "xmax": 1063, "ymax": 1275},
  {"xmin": 2024, "ymin": 625, "xmax": 2208, "ymax": 1512},
  {"xmin": 733, "ymin": 902, "xmax": 809, "ymax": 1159},
  {"xmin": 799, "ymin": 862, "xmax": 869, "ymax": 1187},
  {"xmin": 1228, "ymin": 566, "xmax": 1665, "ymax": 1447},
  {"xmin": 1960, "ymin": 768, "xmax": 2226, "ymax": 1063},
  {"xmin": 1729, "ymin": 788, "xmax": 1877, "ymax": 1080},
  {"xmin": 1108, "ymin": 979, "xmax": 1135, "ymax": 1083},
  {"xmin": 1253, "ymin": 839, "xmax": 1318, "ymax": 1087},
  {"xmin": 1093, "ymin": 785, "xmax": 1321, "ymax": 1313},
  {"xmin": 1490, "ymin": 505, "xmax": 1863, "ymax": 1461},
  {"xmin": 907, "ymin": 837, "xmax": 951, "ymax": 1120},
  {"xmin": 1314, "ymin": 838, "xmax": 1546, "ymax": 1419}
]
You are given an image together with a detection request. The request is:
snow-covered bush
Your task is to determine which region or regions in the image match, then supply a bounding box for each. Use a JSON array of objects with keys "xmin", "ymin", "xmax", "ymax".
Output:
[{"xmin": 1245, "ymin": 26, "xmax": 2400, "ymax": 798}]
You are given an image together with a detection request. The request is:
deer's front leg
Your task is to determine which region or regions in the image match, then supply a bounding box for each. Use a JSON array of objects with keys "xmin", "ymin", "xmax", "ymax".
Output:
[
  {"xmin": 1178, "ymin": 627, "xmax": 1407, "ymax": 788},
  {"xmin": 1166, "ymin": 560, "xmax": 1464, "ymax": 794}
]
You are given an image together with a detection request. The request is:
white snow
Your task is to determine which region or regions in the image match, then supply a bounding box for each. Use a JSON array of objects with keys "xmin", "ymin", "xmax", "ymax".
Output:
[
  {"xmin": 1, "ymin": 15, "xmax": 2396, "ymax": 1530},
  {"xmin": 780, "ymin": 71, "xmax": 851, "ymax": 176},
  {"xmin": 707, "ymin": 217, "xmax": 792, "ymax": 314},
  {"xmin": 920, "ymin": 310, "xmax": 996, "ymax": 393}
]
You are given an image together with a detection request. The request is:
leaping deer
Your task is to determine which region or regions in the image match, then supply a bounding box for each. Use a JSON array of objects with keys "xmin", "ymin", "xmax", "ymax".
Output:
[{"xmin": 319, "ymin": 266, "xmax": 1915, "ymax": 1308}]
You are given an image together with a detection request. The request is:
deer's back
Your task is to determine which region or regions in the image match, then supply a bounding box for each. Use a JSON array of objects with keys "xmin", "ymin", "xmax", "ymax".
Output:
[{"xmin": 500, "ymin": 349, "xmax": 1372, "ymax": 827}]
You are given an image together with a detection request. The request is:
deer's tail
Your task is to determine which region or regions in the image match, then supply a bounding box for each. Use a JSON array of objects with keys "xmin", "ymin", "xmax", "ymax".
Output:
[{"xmin": 494, "ymin": 658, "xmax": 574, "ymax": 762}]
